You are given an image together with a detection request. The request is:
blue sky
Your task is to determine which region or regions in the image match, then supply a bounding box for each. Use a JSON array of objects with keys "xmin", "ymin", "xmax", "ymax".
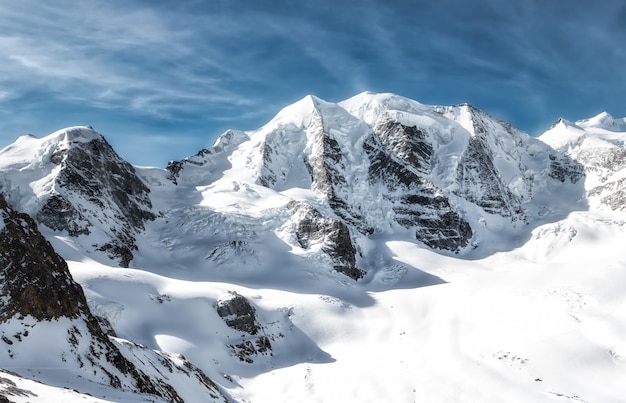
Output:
[{"xmin": 0, "ymin": 0, "xmax": 624, "ymax": 166}]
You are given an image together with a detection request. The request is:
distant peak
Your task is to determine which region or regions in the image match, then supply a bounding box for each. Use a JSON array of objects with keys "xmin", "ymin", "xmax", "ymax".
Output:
[
  {"xmin": 264, "ymin": 94, "xmax": 332, "ymax": 129},
  {"xmin": 12, "ymin": 126, "xmax": 101, "ymax": 145},
  {"xmin": 455, "ymin": 103, "xmax": 481, "ymax": 115},
  {"xmin": 291, "ymin": 94, "xmax": 327, "ymax": 108},
  {"xmin": 577, "ymin": 111, "xmax": 626, "ymax": 132},
  {"xmin": 343, "ymin": 91, "xmax": 417, "ymax": 105},
  {"xmin": 596, "ymin": 111, "xmax": 614, "ymax": 120},
  {"xmin": 548, "ymin": 117, "xmax": 568, "ymax": 130},
  {"xmin": 13, "ymin": 133, "xmax": 38, "ymax": 144},
  {"xmin": 588, "ymin": 111, "xmax": 615, "ymax": 125},
  {"xmin": 300, "ymin": 94, "xmax": 321, "ymax": 105}
]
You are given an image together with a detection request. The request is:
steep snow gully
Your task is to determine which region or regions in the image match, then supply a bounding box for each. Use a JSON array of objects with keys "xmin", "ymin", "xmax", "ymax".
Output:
[{"xmin": 2, "ymin": 92, "xmax": 626, "ymax": 402}]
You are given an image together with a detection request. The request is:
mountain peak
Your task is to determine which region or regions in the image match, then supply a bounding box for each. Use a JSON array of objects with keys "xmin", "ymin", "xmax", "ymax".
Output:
[
  {"xmin": 13, "ymin": 125, "xmax": 100, "ymax": 144},
  {"xmin": 593, "ymin": 111, "xmax": 614, "ymax": 120},
  {"xmin": 34, "ymin": 126, "xmax": 103, "ymax": 153},
  {"xmin": 548, "ymin": 117, "xmax": 579, "ymax": 130},
  {"xmin": 340, "ymin": 92, "xmax": 428, "ymax": 126},
  {"xmin": 0, "ymin": 126, "xmax": 103, "ymax": 168},
  {"xmin": 303, "ymin": 93, "xmax": 323, "ymax": 104},
  {"xmin": 264, "ymin": 94, "xmax": 329, "ymax": 129},
  {"xmin": 577, "ymin": 111, "xmax": 626, "ymax": 132},
  {"xmin": 539, "ymin": 117, "xmax": 587, "ymax": 153},
  {"xmin": 48, "ymin": 125, "xmax": 101, "ymax": 142}
]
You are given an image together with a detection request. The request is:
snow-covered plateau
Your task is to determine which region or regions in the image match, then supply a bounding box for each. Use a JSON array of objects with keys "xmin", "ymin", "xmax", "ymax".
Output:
[{"xmin": 1, "ymin": 92, "xmax": 626, "ymax": 402}]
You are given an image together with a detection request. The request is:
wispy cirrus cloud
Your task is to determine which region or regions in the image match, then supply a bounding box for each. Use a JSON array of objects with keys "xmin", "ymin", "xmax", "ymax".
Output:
[
  {"xmin": 0, "ymin": 1, "xmax": 260, "ymax": 120},
  {"xmin": 0, "ymin": 0, "xmax": 625, "ymax": 165}
]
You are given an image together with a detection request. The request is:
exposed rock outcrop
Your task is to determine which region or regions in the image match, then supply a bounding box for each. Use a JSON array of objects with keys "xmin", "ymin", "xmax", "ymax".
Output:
[
  {"xmin": 288, "ymin": 201, "xmax": 364, "ymax": 280},
  {"xmin": 217, "ymin": 292, "xmax": 272, "ymax": 363},
  {"xmin": 0, "ymin": 194, "xmax": 87, "ymax": 322}
]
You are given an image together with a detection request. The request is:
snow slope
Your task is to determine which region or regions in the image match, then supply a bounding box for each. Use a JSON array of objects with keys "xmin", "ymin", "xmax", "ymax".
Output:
[
  {"xmin": 55, "ymin": 211, "xmax": 626, "ymax": 403},
  {"xmin": 1, "ymin": 94, "xmax": 626, "ymax": 402}
]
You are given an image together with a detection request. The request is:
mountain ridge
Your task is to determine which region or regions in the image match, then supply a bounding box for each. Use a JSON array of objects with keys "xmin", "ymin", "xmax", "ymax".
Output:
[
  {"xmin": 165, "ymin": 92, "xmax": 585, "ymax": 258},
  {"xmin": 1, "ymin": 92, "xmax": 626, "ymax": 402}
]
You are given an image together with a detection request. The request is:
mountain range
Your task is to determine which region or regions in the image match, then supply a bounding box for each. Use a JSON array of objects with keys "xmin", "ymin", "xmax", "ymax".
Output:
[{"xmin": 1, "ymin": 92, "xmax": 626, "ymax": 402}]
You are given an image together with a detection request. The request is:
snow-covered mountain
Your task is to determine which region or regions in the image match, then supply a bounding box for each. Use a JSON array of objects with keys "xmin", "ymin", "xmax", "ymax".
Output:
[
  {"xmin": 165, "ymin": 92, "xmax": 584, "ymax": 265},
  {"xmin": 540, "ymin": 112, "xmax": 626, "ymax": 211},
  {"xmin": 1, "ymin": 93, "xmax": 626, "ymax": 402},
  {"xmin": 0, "ymin": 127, "xmax": 155, "ymax": 267}
]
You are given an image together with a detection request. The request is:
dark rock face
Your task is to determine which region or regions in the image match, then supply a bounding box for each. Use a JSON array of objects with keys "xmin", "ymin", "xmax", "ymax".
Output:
[
  {"xmin": 36, "ymin": 194, "xmax": 90, "ymax": 237},
  {"xmin": 301, "ymin": 115, "xmax": 472, "ymax": 252},
  {"xmin": 457, "ymin": 131, "xmax": 524, "ymax": 218},
  {"xmin": 448, "ymin": 106, "xmax": 525, "ymax": 220},
  {"xmin": 303, "ymin": 114, "xmax": 374, "ymax": 234},
  {"xmin": 165, "ymin": 149, "xmax": 211, "ymax": 185},
  {"xmin": 41, "ymin": 130, "xmax": 155, "ymax": 267},
  {"xmin": 375, "ymin": 120, "xmax": 433, "ymax": 176},
  {"xmin": 0, "ymin": 195, "xmax": 87, "ymax": 321},
  {"xmin": 288, "ymin": 201, "xmax": 364, "ymax": 280},
  {"xmin": 57, "ymin": 136, "xmax": 154, "ymax": 228},
  {"xmin": 548, "ymin": 153, "xmax": 585, "ymax": 183},
  {"xmin": 217, "ymin": 292, "xmax": 272, "ymax": 363},
  {"xmin": 258, "ymin": 141, "xmax": 277, "ymax": 188},
  {"xmin": 366, "ymin": 122, "xmax": 473, "ymax": 251},
  {"xmin": 165, "ymin": 160, "xmax": 185, "ymax": 184},
  {"xmin": 217, "ymin": 292, "xmax": 261, "ymax": 335}
]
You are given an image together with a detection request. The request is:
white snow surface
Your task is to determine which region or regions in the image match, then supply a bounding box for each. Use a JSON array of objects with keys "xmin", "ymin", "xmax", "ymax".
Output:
[
  {"xmin": 43, "ymin": 210, "xmax": 626, "ymax": 403},
  {"xmin": 2, "ymin": 95, "xmax": 626, "ymax": 402}
]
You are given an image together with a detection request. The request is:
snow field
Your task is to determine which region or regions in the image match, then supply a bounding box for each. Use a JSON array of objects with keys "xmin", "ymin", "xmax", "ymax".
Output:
[{"xmin": 59, "ymin": 210, "xmax": 626, "ymax": 403}]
